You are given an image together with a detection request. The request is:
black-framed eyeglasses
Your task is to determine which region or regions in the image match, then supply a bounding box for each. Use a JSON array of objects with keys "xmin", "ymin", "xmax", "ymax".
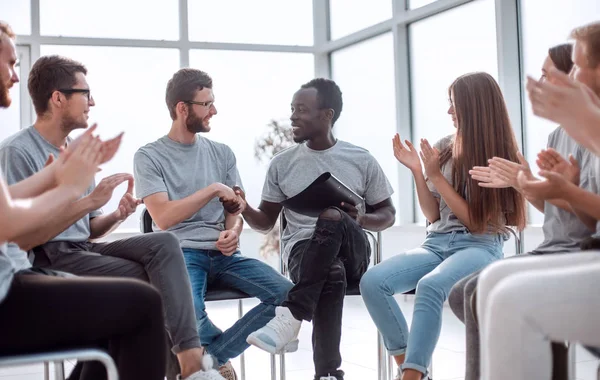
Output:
[
  {"xmin": 59, "ymin": 88, "xmax": 92, "ymax": 101},
  {"xmin": 184, "ymin": 100, "xmax": 214, "ymax": 108}
]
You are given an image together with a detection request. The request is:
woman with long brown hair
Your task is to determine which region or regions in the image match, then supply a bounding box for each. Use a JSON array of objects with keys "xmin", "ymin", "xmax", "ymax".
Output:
[
  {"xmin": 360, "ymin": 72, "xmax": 526, "ymax": 380},
  {"xmin": 448, "ymin": 42, "xmax": 576, "ymax": 380}
]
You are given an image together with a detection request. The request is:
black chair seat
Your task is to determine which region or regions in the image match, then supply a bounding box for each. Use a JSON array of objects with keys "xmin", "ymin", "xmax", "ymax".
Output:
[
  {"xmin": 205, "ymin": 287, "xmax": 250, "ymax": 302},
  {"xmin": 346, "ymin": 282, "xmax": 361, "ymax": 296},
  {"xmin": 585, "ymin": 346, "xmax": 600, "ymax": 359}
]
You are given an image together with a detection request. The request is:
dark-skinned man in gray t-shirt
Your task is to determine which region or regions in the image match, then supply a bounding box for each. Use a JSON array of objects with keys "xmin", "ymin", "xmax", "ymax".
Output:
[{"xmin": 238, "ymin": 79, "xmax": 396, "ymax": 380}]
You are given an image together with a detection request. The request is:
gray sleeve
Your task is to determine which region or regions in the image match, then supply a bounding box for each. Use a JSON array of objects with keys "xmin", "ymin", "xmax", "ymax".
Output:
[
  {"xmin": 0, "ymin": 146, "xmax": 38, "ymax": 185},
  {"xmin": 578, "ymin": 149, "xmax": 595, "ymax": 192},
  {"xmin": 88, "ymin": 179, "xmax": 102, "ymax": 218},
  {"xmin": 225, "ymin": 147, "xmax": 244, "ymax": 190},
  {"xmin": 133, "ymin": 150, "xmax": 168, "ymax": 200},
  {"xmin": 364, "ymin": 156, "xmax": 394, "ymax": 206},
  {"xmin": 261, "ymin": 159, "xmax": 286, "ymax": 203}
]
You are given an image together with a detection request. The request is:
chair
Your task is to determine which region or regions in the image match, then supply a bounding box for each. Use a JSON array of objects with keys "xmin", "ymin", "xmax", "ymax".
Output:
[
  {"xmin": 277, "ymin": 211, "xmax": 411, "ymax": 380},
  {"xmin": 0, "ymin": 349, "xmax": 118, "ymax": 380},
  {"xmin": 140, "ymin": 208, "xmax": 277, "ymax": 380}
]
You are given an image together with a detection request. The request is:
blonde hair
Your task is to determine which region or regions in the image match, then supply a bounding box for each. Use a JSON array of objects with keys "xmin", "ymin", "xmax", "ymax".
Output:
[{"xmin": 570, "ymin": 21, "xmax": 600, "ymax": 68}]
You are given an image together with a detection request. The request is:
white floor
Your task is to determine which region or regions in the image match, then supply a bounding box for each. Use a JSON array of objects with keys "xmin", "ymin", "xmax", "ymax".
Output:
[{"xmin": 1, "ymin": 295, "xmax": 598, "ymax": 380}]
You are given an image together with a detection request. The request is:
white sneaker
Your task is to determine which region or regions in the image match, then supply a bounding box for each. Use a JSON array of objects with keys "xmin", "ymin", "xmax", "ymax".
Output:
[
  {"xmin": 246, "ymin": 306, "xmax": 302, "ymax": 354},
  {"xmin": 319, "ymin": 376, "xmax": 338, "ymax": 380},
  {"xmin": 177, "ymin": 355, "xmax": 225, "ymax": 380}
]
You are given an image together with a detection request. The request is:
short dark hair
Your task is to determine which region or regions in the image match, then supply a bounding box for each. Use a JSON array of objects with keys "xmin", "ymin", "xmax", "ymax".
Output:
[
  {"xmin": 548, "ymin": 43, "xmax": 574, "ymax": 74},
  {"xmin": 28, "ymin": 55, "xmax": 87, "ymax": 115},
  {"xmin": 300, "ymin": 78, "xmax": 343, "ymax": 125},
  {"xmin": 165, "ymin": 68, "xmax": 213, "ymax": 120}
]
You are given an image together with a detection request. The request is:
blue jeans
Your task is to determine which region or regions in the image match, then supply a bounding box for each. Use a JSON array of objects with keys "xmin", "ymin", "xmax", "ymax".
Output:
[
  {"xmin": 359, "ymin": 231, "xmax": 503, "ymax": 376},
  {"xmin": 182, "ymin": 249, "xmax": 293, "ymax": 365}
]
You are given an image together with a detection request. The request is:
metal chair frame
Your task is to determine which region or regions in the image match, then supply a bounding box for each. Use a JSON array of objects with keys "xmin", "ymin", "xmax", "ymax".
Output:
[{"xmin": 0, "ymin": 349, "xmax": 118, "ymax": 380}]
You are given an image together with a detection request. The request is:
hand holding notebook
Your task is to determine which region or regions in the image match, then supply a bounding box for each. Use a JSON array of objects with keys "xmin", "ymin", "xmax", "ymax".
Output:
[{"xmin": 281, "ymin": 172, "xmax": 372, "ymax": 217}]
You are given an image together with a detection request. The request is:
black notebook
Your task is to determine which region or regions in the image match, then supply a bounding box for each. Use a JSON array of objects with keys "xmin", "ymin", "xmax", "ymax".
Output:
[{"xmin": 281, "ymin": 172, "xmax": 372, "ymax": 217}]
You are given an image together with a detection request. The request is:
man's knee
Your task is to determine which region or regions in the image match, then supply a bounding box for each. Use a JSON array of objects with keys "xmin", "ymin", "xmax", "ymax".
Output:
[
  {"xmin": 318, "ymin": 207, "xmax": 344, "ymax": 222},
  {"xmin": 448, "ymin": 282, "xmax": 465, "ymax": 318},
  {"xmin": 149, "ymin": 231, "xmax": 181, "ymax": 251}
]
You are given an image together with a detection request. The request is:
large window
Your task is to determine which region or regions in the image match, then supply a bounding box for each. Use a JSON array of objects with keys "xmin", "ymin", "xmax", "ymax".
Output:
[
  {"xmin": 409, "ymin": 0, "xmax": 438, "ymax": 9},
  {"xmin": 189, "ymin": 50, "xmax": 314, "ymax": 209},
  {"xmin": 188, "ymin": 0, "xmax": 313, "ymax": 45},
  {"xmin": 40, "ymin": 0, "xmax": 179, "ymax": 40},
  {"xmin": 331, "ymin": 33, "xmax": 400, "ymax": 215},
  {"xmin": 0, "ymin": 0, "xmax": 30, "ymax": 35},
  {"xmin": 329, "ymin": 0, "xmax": 392, "ymax": 40},
  {"xmin": 520, "ymin": 0, "xmax": 600, "ymax": 224},
  {"xmin": 40, "ymin": 45, "xmax": 180, "ymax": 231},
  {"xmin": 409, "ymin": 0, "xmax": 498, "ymax": 223}
]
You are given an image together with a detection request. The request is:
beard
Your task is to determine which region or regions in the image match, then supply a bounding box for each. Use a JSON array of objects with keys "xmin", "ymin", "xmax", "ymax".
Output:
[
  {"xmin": 61, "ymin": 113, "xmax": 88, "ymax": 132},
  {"xmin": 0, "ymin": 80, "xmax": 12, "ymax": 108},
  {"xmin": 186, "ymin": 112, "xmax": 209, "ymax": 133}
]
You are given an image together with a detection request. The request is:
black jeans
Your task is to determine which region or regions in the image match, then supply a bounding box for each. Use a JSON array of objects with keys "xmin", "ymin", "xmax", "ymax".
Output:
[
  {"xmin": 0, "ymin": 272, "xmax": 166, "ymax": 380},
  {"xmin": 282, "ymin": 209, "xmax": 370, "ymax": 380}
]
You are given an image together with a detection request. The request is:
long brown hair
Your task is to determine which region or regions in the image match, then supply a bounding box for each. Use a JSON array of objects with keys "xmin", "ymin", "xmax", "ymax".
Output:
[
  {"xmin": 441, "ymin": 72, "xmax": 526, "ymax": 233},
  {"xmin": 548, "ymin": 43, "xmax": 574, "ymax": 74}
]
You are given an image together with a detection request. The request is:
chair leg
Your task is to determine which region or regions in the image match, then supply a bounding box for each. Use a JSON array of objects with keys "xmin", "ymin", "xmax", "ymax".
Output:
[
  {"xmin": 568, "ymin": 343, "xmax": 576, "ymax": 380},
  {"xmin": 44, "ymin": 362, "xmax": 50, "ymax": 380},
  {"xmin": 238, "ymin": 299, "xmax": 245, "ymax": 380},
  {"xmin": 53, "ymin": 360, "xmax": 65, "ymax": 380},
  {"xmin": 429, "ymin": 359, "xmax": 433, "ymax": 379},
  {"xmin": 279, "ymin": 353, "xmax": 286, "ymax": 380},
  {"xmin": 270, "ymin": 353, "xmax": 276, "ymax": 380},
  {"xmin": 377, "ymin": 333, "xmax": 387, "ymax": 380}
]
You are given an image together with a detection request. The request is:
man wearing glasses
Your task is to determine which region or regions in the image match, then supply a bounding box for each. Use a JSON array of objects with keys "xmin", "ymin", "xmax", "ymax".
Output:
[
  {"xmin": 0, "ymin": 55, "xmax": 227, "ymax": 380},
  {"xmin": 133, "ymin": 68, "xmax": 294, "ymax": 380}
]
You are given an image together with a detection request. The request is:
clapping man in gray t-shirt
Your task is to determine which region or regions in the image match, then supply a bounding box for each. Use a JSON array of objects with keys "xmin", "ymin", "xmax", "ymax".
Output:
[
  {"xmin": 1, "ymin": 56, "xmax": 223, "ymax": 380},
  {"xmin": 134, "ymin": 68, "xmax": 294, "ymax": 380},
  {"xmin": 238, "ymin": 79, "xmax": 396, "ymax": 380}
]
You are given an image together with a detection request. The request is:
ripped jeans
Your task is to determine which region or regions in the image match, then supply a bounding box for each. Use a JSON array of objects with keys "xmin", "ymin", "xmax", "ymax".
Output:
[{"xmin": 282, "ymin": 208, "xmax": 371, "ymax": 380}]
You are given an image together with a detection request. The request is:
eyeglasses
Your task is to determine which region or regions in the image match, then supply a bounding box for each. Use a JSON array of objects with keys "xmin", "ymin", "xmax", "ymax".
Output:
[
  {"xmin": 184, "ymin": 100, "xmax": 214, "ymax": 108},
  {"xmin": 59, "ymin": 88, "xmax": 92, "ymax": 101}
]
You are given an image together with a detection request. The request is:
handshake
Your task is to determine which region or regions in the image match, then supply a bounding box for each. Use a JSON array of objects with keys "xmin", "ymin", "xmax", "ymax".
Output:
[{"xmin": 212, "ymin": 183, "xmax": 246, "ymax": 215}]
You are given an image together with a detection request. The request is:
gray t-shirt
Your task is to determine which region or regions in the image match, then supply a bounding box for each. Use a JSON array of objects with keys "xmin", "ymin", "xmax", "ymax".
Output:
[
  {"xmin": 0, "ymin": 241, "xmax": 13, "ymax": 305},
  {"xmin": 0, "ymin": 126, "xmax": 101, "ymax": 246},
  {"xmin": 134, "ymin": 135, "xmax": 243, "ymax": 250},
  {"xmin": 582, "ymin": 154, "xmax": 600, "ymax": 237},
  {"xmin": 262, "ymin": 140, "xmax": 394, "ymax": 261},
  {"xmin": 534, "ymin": 127, "xmax": 594, "ymax": 254},
  {"xmin": 425, "ymin": 135, "xmax": 467, "ymax": 234},
  {"xmin": 0, "ymin": 167, "xmax": 14, "ymax": 304}
]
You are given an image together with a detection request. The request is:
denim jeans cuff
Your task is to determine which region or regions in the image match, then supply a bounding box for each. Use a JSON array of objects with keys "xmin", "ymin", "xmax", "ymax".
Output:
[
  {"xmin": 400, "ymin": 362, "xmax": 428, "ymax": 377},
  {"xmin": 172, "ymin": 336, "xmax": 203, "ymax": 354},
  {"xmin": 388, "ymin": 347, "xmax": 407, "ymax": 356}
]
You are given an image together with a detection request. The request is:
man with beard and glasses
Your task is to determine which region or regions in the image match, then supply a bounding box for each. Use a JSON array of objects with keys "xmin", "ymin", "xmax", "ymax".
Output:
[
  {"xmin": 133, "ymin": 68, "xmax": 294, "ymax": 380},
  {"xmin": 0, "ymin": 55, "xmax": 226, "ymax": 380}
]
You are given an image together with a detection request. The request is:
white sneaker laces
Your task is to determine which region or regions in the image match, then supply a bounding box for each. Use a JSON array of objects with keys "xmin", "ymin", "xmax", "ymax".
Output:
[{"xmin": 268, "ymin": 314, "xmax": 296, "ymax": 341}]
